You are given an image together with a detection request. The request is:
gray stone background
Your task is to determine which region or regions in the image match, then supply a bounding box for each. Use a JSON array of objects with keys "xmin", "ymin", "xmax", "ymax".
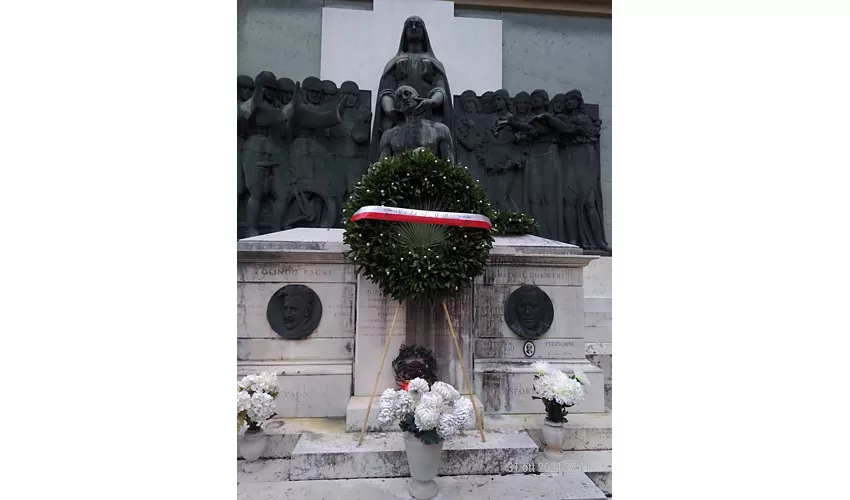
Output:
[{"xmin": 237, "ymin": 0, "xmax": 612, "ymax": 408}]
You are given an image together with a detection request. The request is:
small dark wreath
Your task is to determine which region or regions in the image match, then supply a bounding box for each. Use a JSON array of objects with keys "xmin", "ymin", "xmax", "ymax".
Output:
[
  {"xmin": 343, "ymin": 149, "xmax": 495, "ymax": 302},
  {"xmin": 392, "ymin": 344, "xmax": 438, "ymax": 388}
]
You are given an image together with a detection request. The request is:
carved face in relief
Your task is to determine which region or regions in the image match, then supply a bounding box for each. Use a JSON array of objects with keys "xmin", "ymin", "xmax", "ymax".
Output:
[
  {"xmin": 321, "ymin": 80, "xmax": 338, "ymax": 103},
  {"xmin": 530, "ymin": 90, "xmax": 548, "ymax": 111},
  {"xmin": 514, "ymin": 96, "xmax": 530, "ymax": 114},
  {"xmin": 396, "ymin": 85, "xmax": 420, "ymax": 114},
  {"xmin": 565, "ymin": 90, "xmax": 583, "ymax": 112},
  {"xmin": 283, "ymin": 293, "xmax": 311, "ymax": 330},
  {"xmin": 494, "ymin": 95, "xmax": 508, "ymax": 112},
  {"xmin": 303, "ymin": 78, "xmax": 324, "ymax": 106},
  {"xmin": 405, "ymin": 18, "xmax": 425, "ymax": 43},
  {"xmin": 480, "ymin": 92, "xmax": 494, "ymax": 114},
  {"xmin": 504, "ymin": 285, "xmax": 554, "ymax": 340},
  {"xmin": 343, "ymin": 91, "xmax": 359, "ymax": 107},
  {"xmin": 266, "ymin": 285, "xmax": 323, "ymax": 340},
  {"xmin": 238, "ymin": 76, "xmax": 254, "ymax": 103},
  {"xmin": 517, "ymin": 290, "xmax": 542, "ymax": 330},
  {"xmin": 551, "ymin": 94, "xmax": 565, "ymax": 114},
  {"xmin": 278, "ymin": 78, "xmax": 295, "ymax": 105},
  {"xmin": 462, "ymin": 98, "xmax": 477, "ymax": 114},
  {"xmin": 340, "ymin": 82, "xmax": 360, "ymax": 108}
]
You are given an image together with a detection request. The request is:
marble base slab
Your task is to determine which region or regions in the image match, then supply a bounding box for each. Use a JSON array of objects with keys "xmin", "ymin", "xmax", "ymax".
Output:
[
  {"xmin": 286, "ymin": 430, "xmax": 539, "ymax": 480},
  {"xmin": 238, "ymin": 473, "xmax": 606, "ymax": 499},
  {"xmin": 238, "ymin": 361, "xmax": 352, "ymax": 417},
  {"xmin": 474, "ymin": 360, "xmax": 605, "ymax": 413},
  {"xmin": 237, "ymin": 282, "xmax": 356, "ymax": 338}
]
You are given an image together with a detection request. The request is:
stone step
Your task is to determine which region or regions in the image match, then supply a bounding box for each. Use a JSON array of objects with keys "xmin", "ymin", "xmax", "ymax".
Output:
[
  {"xmin": 240, "ymin": 430, "xmax": 539, "ymax": 481},
  {"xmin": 238, "ymin": 473, "xmax": 607, "ymax": 500},
  {"xmin": 535, "ymin": 451, "xmax": 612, "ymax": 497},
  {"xmin": 238, "ymin": 412, "xmax": 611, "ymax": 459}
]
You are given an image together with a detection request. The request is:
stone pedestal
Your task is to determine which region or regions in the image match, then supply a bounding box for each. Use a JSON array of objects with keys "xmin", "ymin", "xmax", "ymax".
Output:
[
  {"xmin": 238, "ymin": 229, "xmax": 356, "ymax": 418},
  {"xmin": 472, "ymin": 235, "xmax": 605, "ymax": 414},
  {"xmin": 238, "ymin": 229, "xmax": 605, "ymax": 423}
]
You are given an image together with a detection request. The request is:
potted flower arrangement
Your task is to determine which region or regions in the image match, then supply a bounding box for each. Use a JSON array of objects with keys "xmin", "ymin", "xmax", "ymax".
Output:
[
  {"xmin": 237, "ymin": 372, "xmax": 279, "ymax": 461},
  {"xmin": 531, "ymin": 361, "xmax": 589, "ymax": 461},
  {"xmin": 377, "ymin": 378, "xmax": 474, "ymax": 500}
]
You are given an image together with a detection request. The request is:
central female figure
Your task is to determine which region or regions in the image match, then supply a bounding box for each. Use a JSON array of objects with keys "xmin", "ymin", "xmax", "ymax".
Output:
[{"xmin": 370, "ymin": 15, "xmax": 454, "ymax": 162}]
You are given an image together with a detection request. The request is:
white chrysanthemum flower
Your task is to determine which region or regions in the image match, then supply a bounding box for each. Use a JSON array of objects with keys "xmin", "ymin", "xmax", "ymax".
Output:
[
  {"xmin": 260, "ymin": 372, "xmax": 278, "ymax": 389},
  {"xmin": 248, "ymin": 392, "xmax": 275, "ymax": 422},
  {"xmin": 408, "ymin": 378, "xmax": 430, "ymax": 394},
  {"xmin": 573, "ymin": 368, "xmax": 591, "ymax": 387},
  {"xmin": 237, "ymin": 390, "xmax": 251, "ymax": 412},
  {"xmin": 395, "ymin": 390, "xmax": 413, "ymax": 419},
  {"xmin": 452, "ymin": 397, "xmax": 474, "ymax": 428},
  {"xmin": 377, "ymin": 407, "xmax": 395, "ymax": 424},
  {"xmin": 532, "ymin": 361, "xmax": 551, "ymax": 376},
  {"xmin": 431, "ymin": 381, "xmax": 460, "ymax": 403},
  {"xmin": 437, "ymin": 413, "xmax": 460, "ymax": 439},
  {"xmin": 414, "ymin": 392, "xmax": 442, "ymax": 430}
]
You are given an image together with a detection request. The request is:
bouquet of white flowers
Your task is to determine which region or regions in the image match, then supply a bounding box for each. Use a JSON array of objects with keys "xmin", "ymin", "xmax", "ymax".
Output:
[
  {"xmin": 237, "ymin": 372, "xmax": 279, "ymax": 432},
  {"xmin": 531, "ymin": 361, "xmax": 589, "ymax": 423},
  {"xmin": 377, "ymin": 378, "xmax": 474, "ymax": 444}
]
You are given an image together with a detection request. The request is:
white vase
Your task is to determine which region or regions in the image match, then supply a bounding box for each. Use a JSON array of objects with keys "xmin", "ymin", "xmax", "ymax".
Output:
[
  {"xmin": 404, "ymin": 432, "xmax": 444, "ymax": 499},
  {"xmin": 541, "ymin": 418, "xmax": 566, "ymax": 461},
  {"xmin": 239, "ymin": 426, "xmax": 268, "ymax": 461}
]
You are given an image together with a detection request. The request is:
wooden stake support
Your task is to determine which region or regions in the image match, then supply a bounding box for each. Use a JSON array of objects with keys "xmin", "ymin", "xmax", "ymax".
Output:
[{"xmin": 442, "ymin": 301, "xmax": 486, "ymax": 442}]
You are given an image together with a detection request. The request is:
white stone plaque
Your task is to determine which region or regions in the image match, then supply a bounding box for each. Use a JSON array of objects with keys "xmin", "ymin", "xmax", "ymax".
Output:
[
  {"xmin": 353, "ymin": 276, "xmax": 407, "ymax": 396},
  {"xmin": 237, "ymin": 282, "xmax": 355, "ymax": 338},
  {"xmin": 474, "ymin": 285, "xmax": 584, "ymax": 339}
]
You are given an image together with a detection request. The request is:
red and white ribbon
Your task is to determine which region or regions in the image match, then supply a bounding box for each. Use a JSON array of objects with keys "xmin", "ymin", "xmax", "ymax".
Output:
[{"xmin": 351, "ymin": 205, "xmax": 492, "ymax": 229}]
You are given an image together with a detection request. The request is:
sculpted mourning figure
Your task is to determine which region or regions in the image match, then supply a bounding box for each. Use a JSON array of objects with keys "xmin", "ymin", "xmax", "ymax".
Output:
[
  {"xmin": 522, "ymin": 89, "xmax": 565, "ymax": 240},
  {"xmin": 370, "ymin": 15, "xmax": 453, "ymax": 162},
  {"xmin": 538, "ymin": 89, "xmax": 609, "ymax": 251},
  {"xmin": 379, "ymin": 86, "xmax": 454, "ymax": 162},
  {"xmin": 331, "ymin": 81, "xmax": 372, "ymax": 207},
  {"xmin": 485, "ymin": 89, "xmax": 531, "ymax": 211},
  {"xmin": 237, "ymin": 75, "xmax": 255, "ymax": 200},
  {"xmin": 455, "ymin": 90, "xmax": 485, "ymax": 173}
]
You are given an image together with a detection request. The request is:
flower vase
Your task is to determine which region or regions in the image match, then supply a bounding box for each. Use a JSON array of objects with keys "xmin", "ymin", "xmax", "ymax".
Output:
[
  {"xmin": 239, "ymin": 425, "xmax": 268, "ymax": 461},
  {"xmin": 404, "ymin": 432, "xmax": 444, "ymax": 499},
  {"xmin": 541, "ymin": 419, "xmax": 566, "ymax": 461}
]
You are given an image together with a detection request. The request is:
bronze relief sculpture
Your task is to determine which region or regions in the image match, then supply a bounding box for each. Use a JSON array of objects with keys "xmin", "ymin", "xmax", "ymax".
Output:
[
  {"xmin": 504, "ymin": 285, "xmax": 554, "ymax": 340},
  {"xmin": 266, "ymin": 284, "xmax": 323, "ymax": 340}
]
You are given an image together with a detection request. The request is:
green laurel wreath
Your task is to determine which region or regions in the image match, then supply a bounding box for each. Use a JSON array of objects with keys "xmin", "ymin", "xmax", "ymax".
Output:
[
  {"xmin": 343, "ymin": 149, "xmax": 495, "ymax": 302},
  {"xmin": 491, "ymin": 210, "xmax": 538, "ymax": 236}
]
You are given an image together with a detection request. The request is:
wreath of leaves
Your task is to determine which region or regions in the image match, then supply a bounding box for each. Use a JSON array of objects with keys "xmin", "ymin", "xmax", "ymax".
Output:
[
  {"xmin": 491, "ymin": 210, "xmax": 538, "ymax": 236},
  {"xmin": 343, "ymin": 149, "xmax": 494, "ymax": 302}
]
